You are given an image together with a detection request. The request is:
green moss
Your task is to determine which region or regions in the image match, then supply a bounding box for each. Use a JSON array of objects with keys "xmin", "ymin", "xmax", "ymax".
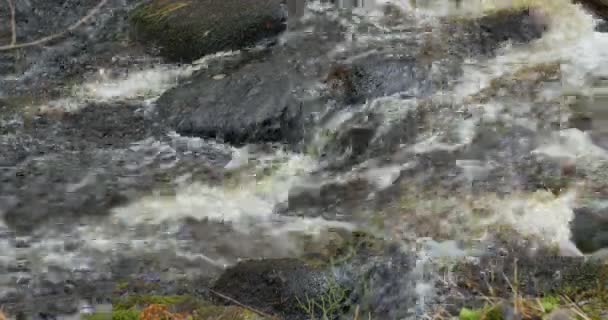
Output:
[
  {"xmin": 113, "ymin": 295, "xmax": 194, "ymax": 311},
  {"xmin": 130, "ymin": 0, "xmax": 191, "ymax": 25},
  {"xmin": 84, "ymin": 304, "xmax": 267, "ymax": 320},
  {"xmin": 299, "ymin": 229, "xmax": 385, "ymax": 269},
  {"xmin": 459, "ymin": 307, "xmax": 483, "ymax": 320},
  {"xmin": 540, "ymin": 295, "xmax": 559, "ymax": 313},
  {"xmin": 297, "ymin": 279, "xmax": 349, "ymax": 320},
  {"xmin": 458, "ymin": 304, "xmax": 504, "ymax": 320},
  {"xmin": 83, "ymin": 309, "xmax": 140, "ymax": 320}
]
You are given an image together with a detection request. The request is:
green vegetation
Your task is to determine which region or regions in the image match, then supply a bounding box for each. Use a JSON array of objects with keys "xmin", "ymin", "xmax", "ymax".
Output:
[
  {"xmin": 459, "ymin": 305, "xmax": 502, "ymax": 320},
  {"xmin": 456, "ymin": 292, "xmax": 607, "ymax": 320},
  {"xmin": 82, "ymin": 293, "xmax": 270, "ymax": 320},
  {"xmin": 453, "ymin": 259, "xmax": 608, "ymax": 320},
  {"xmin": 113, "ymin": 295, "xmax": 193, "ymax": 311},
  {"xmin": 83, "ymin": 309, "xmax": 140, "ymax": 320},
  {"xmin": 297, "ymin": 280, "xmax": 349, "ymax": 320}
]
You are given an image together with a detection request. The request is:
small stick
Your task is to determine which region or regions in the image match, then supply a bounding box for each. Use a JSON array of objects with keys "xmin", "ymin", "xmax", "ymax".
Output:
[
  {"xmin": 0, "ymin": 0, "xmax": 108, "ymax": 51},
  {"xmin": 561, "ymin": 295, "xmax": 591, "ymax": 320},
  {"xmin": 209, "ymin": 289, "xmax": 280, "ymax": 320}
]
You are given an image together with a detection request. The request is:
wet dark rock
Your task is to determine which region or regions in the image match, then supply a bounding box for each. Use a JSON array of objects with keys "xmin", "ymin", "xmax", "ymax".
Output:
[
  {"xmin": 158, "ymin": 59, "xmax": 305, "ymax": 145},
  {"xmin": 0, "ymin": 278, "xmax": 117, "ymax": 318},
  {"xmin": 319, "ymin": 105, "xmax": 424, "ymax": 171},
  {"xmin": 155, "ymin": 7, "xmax": 545, "ymax": 146},
  {"xmin": 0, "ymin": 0, "xmax": 148, "ymax": 98},
  {"xmin": 569, "ymin": 113, "xmax": 593, "ymax": 131},
  {"xmin": 570, "ymin": 206, "xmax": 608, "ymax": 253},
  {"xmin": 576, "ymin": 0, "xmax": 608, "ymax": 30},
  {"xmin": 286, "ymin": 178, "xmax": 373, "ymax": 215},
  {"xmin": 442, "ymin": 8, "xmax": 548, "ymax": 58},
  {"xmin": 0, "ymin": 134, "xmax": 227, "ymax": 233},
  {"xmin": 447, "ymin": 253, "xmax": 606, "ymax": 309},
  {"xmin": 328, "ymin": 8, "xmax": 547, "ymax": 103},
  {"xmin": 596, "ymin": 19, "xmax": 608, "ymax": 33},
  {"xmin": 212, "ymin": 233, "xmax": 419, "ymax": 320},
  {"xmin": 212, "ymin": 258, "xmax": 333, "ymax": 319},
  {"xmin": 327, "ymin": 56, "xmax": 438, "ymax": 105},
  {"xmin": 155, "ymin": 14, "xmax": 346, "ymax": 145},
  {"xmin": 31, "ymin": 102, "xmax": 156, "ymax": 149},
  {"xmin": 338, "ymin": 127, "xmax": 376, "ymax": 158},
  {"xmin": 317, "ymin": 111, "xmax": 380, "ymax": 166},
  {"xmin": 341, "ymin": 245, "xmax": 419, "ymax": 319},
  {"xmin": 129, "ymin": 0, "xmax": 287, "ymax": 62}
]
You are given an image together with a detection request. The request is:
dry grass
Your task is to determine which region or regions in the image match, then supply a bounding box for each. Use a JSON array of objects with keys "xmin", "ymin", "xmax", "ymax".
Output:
[
  {"xmin": 140, "ymin": 1, "xmax": 191, "ymax": 20},
  {"xmin": 441, "ymin": 258, "xmax": 600, "ymax": 320}
]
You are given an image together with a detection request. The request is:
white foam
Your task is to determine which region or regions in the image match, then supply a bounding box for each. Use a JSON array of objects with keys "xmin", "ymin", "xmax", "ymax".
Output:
[
  {"xmin": 483, "ymin": 190, "xmax": 578, "ymax": 245},
  {"xmin": 112, "ymin": 153, "xmax": 316, "ymax": 228},
  {"xmin": 533, "ymin": 128, "xmax": 608, "ymax": 161},
  {"xmin": 78, "ymin": 66, "xmax": 191, "ymax": 101},
  {"xmin": 363, "ymin": 164, "xmax": 406, "ymax": 190}
]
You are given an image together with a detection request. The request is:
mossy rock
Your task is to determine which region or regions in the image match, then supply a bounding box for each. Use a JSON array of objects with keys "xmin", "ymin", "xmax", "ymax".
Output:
[
  {"xmin": 84, "ymin": 305, "xmax": 269, "ymax": 320},
  {"xmin": 211, "ymin": 258, "xmax": 339, "ymax": 320},
  {"xmin": 129, "ymin": 0, "xmax": 286, "ymax": 62},
  {"xmin": 90, "ymin": 293, "xmax": 272, "ymax": 320},
  {"xmin": 450, "ymin": 254, "xmax": 607, "ymax": 300}
]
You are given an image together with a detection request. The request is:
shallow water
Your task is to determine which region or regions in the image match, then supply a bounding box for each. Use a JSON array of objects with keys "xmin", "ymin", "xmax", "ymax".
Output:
[{"xmin": 2, "ymin": 0, "xmax": 608, "ymax": 317}]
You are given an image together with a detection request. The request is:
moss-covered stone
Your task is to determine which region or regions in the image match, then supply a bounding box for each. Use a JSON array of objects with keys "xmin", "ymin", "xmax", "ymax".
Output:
[
  {"xmin": 209, "ymin": 229, "xmax": 392, "ymax": 320},
  {"xmin": 129, "ymin": 0, "xmax": 286, "ymax": 62},
  {"xmin": 84, "ymin": 310, "xmax": 140, "ymax": 320},
  {"xmin": 113, "ymin": 295, "xmax": 195, "ymax": 311},
  {"xmin": 84, "ymin": 304, "xmax": 270, "ymax": 320},
  {"xmin": 87, "ymin": 293, "xmax": 273, "ymax": 320}
]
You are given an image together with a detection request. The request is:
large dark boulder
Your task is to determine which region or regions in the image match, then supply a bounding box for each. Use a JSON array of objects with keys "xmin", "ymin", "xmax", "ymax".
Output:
[
  {"xmin": 210, "ymin": 232, "xmax": 417, "ymax": 320},
  {"xmin": 212, "ymin": 259, "xmax": 333, "ymax": 320},
  {"xmin": 129, "ymin": 0, "xmax": 287, "ymax": 62},
  {"xmin": 154, "ymin": 13, "xmax": 346, "ymax": 145},
  {"xmin": 570, "ymin": 206, "xmax": 608, "ymax": 253},
  {"xmin": 157, "ymin": 58, "xmax": 305, "ymax": 144}
]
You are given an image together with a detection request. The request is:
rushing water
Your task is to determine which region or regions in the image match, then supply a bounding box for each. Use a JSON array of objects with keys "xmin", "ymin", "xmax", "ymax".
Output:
[{"xmin": 2, "ymin": 0, "xmax": 608, "ymax": 317}]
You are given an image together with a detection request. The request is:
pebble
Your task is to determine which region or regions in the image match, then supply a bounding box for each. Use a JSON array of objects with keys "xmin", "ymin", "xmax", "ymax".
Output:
[{"xmin": 546, "ymin": 309, "xmax": 575, "ymax": 320}]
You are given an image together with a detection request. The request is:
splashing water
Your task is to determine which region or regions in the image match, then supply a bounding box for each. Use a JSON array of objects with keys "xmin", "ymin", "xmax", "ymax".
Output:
[{"xmin": 4, "ymin": 0, "xmax": 608, "ymax": 317}]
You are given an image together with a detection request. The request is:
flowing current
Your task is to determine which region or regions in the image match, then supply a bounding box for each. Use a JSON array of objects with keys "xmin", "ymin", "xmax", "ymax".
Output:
[{"xmin": 1, "ymin": 0, "xmax": 608, "ymax": 317}]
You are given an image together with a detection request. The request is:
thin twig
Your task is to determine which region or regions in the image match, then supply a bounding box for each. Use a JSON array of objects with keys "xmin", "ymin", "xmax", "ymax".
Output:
[
  {"xmin": 0, "ymin": 0, "xmax": 108, "ymax": 51},
  {"xmin": 561, "ymin": 295, "xmax": 592, "ymax": 320},
  {"xmin": 5, "ymin": 0, "xmax": 16, "ymax": 45},
  {"xmin": 209, "ymin": 289, "xmax": 280, "ymax": 320}
]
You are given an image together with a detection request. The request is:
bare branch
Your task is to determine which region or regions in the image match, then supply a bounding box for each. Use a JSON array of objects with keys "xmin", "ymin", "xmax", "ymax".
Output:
[
  {"xmin": 0, "ymin": 0, "xmax": 108, "ymax": 51},
  {"xmin": 5, "ymin": 0, "xmax": 15, "ymax": 45}
]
